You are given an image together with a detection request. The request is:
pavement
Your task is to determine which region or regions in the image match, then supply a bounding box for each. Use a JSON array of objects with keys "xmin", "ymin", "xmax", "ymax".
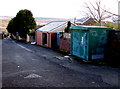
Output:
[{"xmin": 2, "ymin": 38, "xmax": 120, "ymax": 88}]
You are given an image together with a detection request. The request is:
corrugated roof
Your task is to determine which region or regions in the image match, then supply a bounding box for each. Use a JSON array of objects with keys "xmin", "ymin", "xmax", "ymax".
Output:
[{"xmin": 36, "ymin": 21, "xmax": 67, "ymax": 32}]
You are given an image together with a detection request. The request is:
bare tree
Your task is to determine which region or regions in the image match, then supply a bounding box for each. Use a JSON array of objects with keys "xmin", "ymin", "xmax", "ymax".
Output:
[{"xmin": 84, "ymin": 0, "xmax": 113, "ymax": 25}]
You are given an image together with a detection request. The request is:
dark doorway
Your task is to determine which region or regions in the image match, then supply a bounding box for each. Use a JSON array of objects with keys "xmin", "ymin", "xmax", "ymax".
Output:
[
  {"xmin": 42, "ymin": 33, "xmax": 47, "ymax": 45},
  {"xmin": 51, "ymin": 33, "xmax": 57, "ymax": 48}
]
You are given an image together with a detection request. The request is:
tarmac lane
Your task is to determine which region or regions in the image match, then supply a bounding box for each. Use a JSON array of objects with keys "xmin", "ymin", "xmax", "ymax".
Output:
[{"xmin": 2, "ymin": 38, "xmax": 120, "ymax": 88}]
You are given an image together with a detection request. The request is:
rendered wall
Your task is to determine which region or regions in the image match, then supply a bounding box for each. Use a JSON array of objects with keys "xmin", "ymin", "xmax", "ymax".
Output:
[{"xmin": 36, "ymin": 31, "xmax": 42, "ymax": 45}]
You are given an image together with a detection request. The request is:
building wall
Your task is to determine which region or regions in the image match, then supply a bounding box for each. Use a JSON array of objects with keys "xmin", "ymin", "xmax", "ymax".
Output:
[
  {"xmin": 36, "ymin": 31, "xmax": 42, "ymax": 45},
  {"xmin": 48, "ymin": 33, "xmax": 51, "ymax": 48},
  {"xmin": 60, "ymin": 38, "xmax": 70, "ymax": 52},
  {"xmin": 36, "ymin": 23, "xmax": 67, "ymax": 48},
  {"xmin": 84, "ymin": 18, "xmax": 96, "ymax": 25},
  {"xmin": 36, "ymin": 31, "xmax": 57, "ymax": 48},
  {"xmin": 60, "ymin": 33, "xmax": 70, "ymax": 52},
  {"xmin": 75, "ymin": 18, "xmax": 96, "ymax": 26}
]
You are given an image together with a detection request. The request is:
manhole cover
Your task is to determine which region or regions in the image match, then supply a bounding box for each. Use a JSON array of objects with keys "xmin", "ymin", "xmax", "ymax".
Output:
[{"xmin": 24, "ymin": 73, "xmax": 42, "ymax": 79}]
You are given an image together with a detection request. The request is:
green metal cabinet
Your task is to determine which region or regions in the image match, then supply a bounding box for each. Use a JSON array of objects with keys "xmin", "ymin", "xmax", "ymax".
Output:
[{"xmin": 70, "ymin": 26, "xmax": 111, "ymax": 61}]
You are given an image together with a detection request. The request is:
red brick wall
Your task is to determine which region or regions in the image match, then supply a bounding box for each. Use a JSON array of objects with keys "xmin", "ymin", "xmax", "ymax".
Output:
[{"xmin": 60, "ymin": 38, "xmax": 70, "ymax": 52}]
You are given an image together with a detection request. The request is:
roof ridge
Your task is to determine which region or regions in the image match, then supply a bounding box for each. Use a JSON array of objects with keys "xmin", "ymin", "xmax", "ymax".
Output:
[
  {"xmin": 49, "ymin": 22, "xmax": 67, "ymax": 32},
  {"xmin": 36, "ymin": 21, "xmax": 67, "ymax": 32},
  {"xmin": 75, "ymin": 17, "xmax": 90, "ymax": 24}
]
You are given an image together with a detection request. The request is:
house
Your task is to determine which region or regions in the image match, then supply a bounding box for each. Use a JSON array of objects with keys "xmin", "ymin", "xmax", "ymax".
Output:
[
  {"xmin": 75, "ymin": 17, "xmax": 96, "ymax": 25},
  {"xmin": 36, "ymin": 21, "xmax": 67, "ymax": 48}
]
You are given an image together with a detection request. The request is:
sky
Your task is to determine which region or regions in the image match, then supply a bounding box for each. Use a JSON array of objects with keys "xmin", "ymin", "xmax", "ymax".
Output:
[{"xmin": 0, "ymin": 0, "xmax": 119, "ymax": 19}]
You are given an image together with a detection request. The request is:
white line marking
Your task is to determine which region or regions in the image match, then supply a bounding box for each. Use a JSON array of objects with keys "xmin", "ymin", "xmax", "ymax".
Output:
[
  {"xmin": 12, "ymin": 40, "xmax": 32, "ymax": 52},
  {"xmin": 16, "ymin": 44, "xmax": 32, "ymax": 52},
  {"xmin": 24, "ymin": 73, "xmax": 42, "ymax": 79}
]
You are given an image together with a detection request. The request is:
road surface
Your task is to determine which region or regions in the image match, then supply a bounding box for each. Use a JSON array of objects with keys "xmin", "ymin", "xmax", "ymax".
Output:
[{"xmin": 2, "ymin": 38, "xmax": 120, "ymax": 88}]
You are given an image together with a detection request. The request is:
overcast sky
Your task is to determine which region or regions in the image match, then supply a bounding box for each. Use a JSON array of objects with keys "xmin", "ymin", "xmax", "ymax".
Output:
[{"xmin": 0, "ymin": 0, "xmax": 119, "ymax": 19}]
